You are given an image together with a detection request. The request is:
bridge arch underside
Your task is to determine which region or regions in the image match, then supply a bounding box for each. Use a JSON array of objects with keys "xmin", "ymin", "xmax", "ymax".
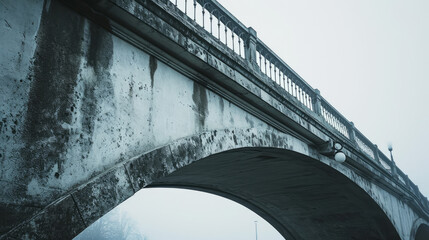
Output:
[
  {"xmin": 4, "ymin": 129, "xmax": 404, "ymax": 240},
  {"xmin": 152, "ymin": 148, "xmax": 400, "ymax": 240}
]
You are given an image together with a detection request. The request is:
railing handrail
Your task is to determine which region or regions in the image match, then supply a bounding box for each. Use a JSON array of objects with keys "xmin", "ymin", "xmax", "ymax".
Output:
[
  {"xmin": 255, "ymin": 40, "xmax": 315, "ymax": 94},
  {"xmin": 196, "ymin": 0, "xmax": 248, "ymax": 36},
  {"xmin": 318, "ymin": 95, "xmax": 350, "ymax": 125}
]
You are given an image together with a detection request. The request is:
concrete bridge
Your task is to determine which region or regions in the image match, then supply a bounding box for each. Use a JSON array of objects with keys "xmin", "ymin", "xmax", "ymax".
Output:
[{"xmin": 1, "ymin": 0, "xmax": 429, "ymax": 239}]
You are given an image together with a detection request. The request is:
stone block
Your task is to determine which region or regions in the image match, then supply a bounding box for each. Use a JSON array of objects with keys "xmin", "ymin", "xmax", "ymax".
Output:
[
  {"xmin": 124, "ymin": 145, "xmax": 176, "ymax": 191},
  {"xmin": 7, "ymin": 195, "xmax": 84, "ymax": 240},
  {"xmin": 72, "ymin": 166, "xmax": 134, "ymax": 227}
]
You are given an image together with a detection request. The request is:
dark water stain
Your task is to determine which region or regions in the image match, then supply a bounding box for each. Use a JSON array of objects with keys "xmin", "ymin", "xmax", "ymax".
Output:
[
  {"xmin": 80, "ymin": 21, "xmax": 114, "ymax": 155},
  {"xmin": 16, "ymin": 33, "xmax": 26, "ymax": 68},
  {"xmin": 149, "ymin": 55, "xmax": 157, "ymax": 88},
  {"xmin": 192, "ymin": 82, "xmax": 208, "ymax": 130},
  {"xmin": 147, "ymin": 55, "xmax": 158, "ymax": 135},
  {"xmin": 87, "ymin": 24, "xmax": 113, "ymax": 70},
  {"xmin": 22, "ymin": 1, "xmax": 85, "ymax": 176},
  {"xmin": 128, "ymin": 80, "xmax": 134, "ymax": 98}
]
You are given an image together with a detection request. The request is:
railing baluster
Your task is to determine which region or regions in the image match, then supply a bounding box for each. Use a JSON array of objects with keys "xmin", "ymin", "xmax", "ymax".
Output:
[
  {"xmin": 202, "ymin": 6, "xmax": 205, "ymax": 28},
  {"xmin": 295, "ymin": 83, "xmax": 298, "ymax": 99},
  {"xmin": 296, "ymin": 83, "xmax": 299, "ymax": 99},
  {"xmin": 264, "ymin": 56, "xmax": 267, "ymax": 75},
  {"xmin": 335, "ymin": 117, "xmax": 339, "ymax": 130},
  {"xmin": 292, "ymin": 79, "xmax": 296, "ymax": 96},
  {"xmin": 217, "ymin": 16, "xmax": 221, "ymax": 39},
  {"xmin": 274, "ymin": 66, "xmax": 277, "ymax": 83},
  {"xmin": 210, "ymin": 11, "xmax": 213, "ymax": 34},
  {"xmin": 302, "ymin": 89, "xmax": 305, "ymax": 105},
  {"xmin": 297, "ymin": 84, "xmax": 300, "ymax": 100},
  {"xmin": 296, "ymin": 86, "xmax": 300, "ymax": 101},
  {"xmin": 297, "ymin": 86, "xmax": 300, "ymax": 101},
  {"xmin": 286, "ymin": 74, "xmax": 289, "ymax": 90},
  {"xmin": 286, "ymin": 77, "xmax": 290, "ymax": 93},
  {"xmin": 224, "ymin": 23, "xmax": 228, "ymax": 45},
  {"xmin": 232, "ymin": 31, "xmax": 235, "ymax": 52},
  {"xmin": 282, "ymin": 72, "xmax": 287, "ymax": 91},
  {"xmin": 303, "ymin": 93, "xmax": 306, "ymax": 107},
  {"xmin": 307, "ymin": 93, "xmax": 310, "ymax": 108},
  {"xmin": 238, "ymin": 37, "xmax": 241, "ymax": 57},
  {"xmin": 291, "ymin": 81, "xmax": 295, "ymax": 97},
  {"xmin": 327, "ymin": 111, "xmax": 331, "ymax": 125}
]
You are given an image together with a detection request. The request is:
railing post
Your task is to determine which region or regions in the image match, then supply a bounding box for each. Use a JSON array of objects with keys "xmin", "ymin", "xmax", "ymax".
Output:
[
  {"xmin": 388, "ymin": 147, "xmax": 398, "ymax": 178},
  {"xmin": 245, "ymin": 27, "xmax": 258, "ymax": 69},
  {"xmin": 348, "ymin": 121, "xmax": 357, "ymax": 144},
  {"xmin": 313, "ymin": 89, "xmax": 322, "ymax": 116},
  {"xmin": 373, "ymin": 144, "xmax": 380, "ymax": 162},
  {"xmin": 404, "ymin": 174, "xmax": 411, "ymax": 189},
  {"xmin": 391, "ymin": 161, "xmax": 398, "ymax": 178}
]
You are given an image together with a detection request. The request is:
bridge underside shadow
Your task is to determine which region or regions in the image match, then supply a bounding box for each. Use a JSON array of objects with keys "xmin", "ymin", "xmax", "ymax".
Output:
[
  {"xmin": 150, "ymin": 148, "xmax": 400, "ymax": 240},
  {"xmin": 415, "ymin": 224, "xmax": 429, "ymax": 240}
]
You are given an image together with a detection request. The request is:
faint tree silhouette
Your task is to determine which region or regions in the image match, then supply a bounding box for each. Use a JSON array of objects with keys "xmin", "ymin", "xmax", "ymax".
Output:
[{"xmin": 75, "ymin": 208, "xmax": 147, "ymax": 240}]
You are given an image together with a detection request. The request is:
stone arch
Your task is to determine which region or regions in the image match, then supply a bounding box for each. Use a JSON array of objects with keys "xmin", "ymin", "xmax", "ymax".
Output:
[
  {"xmin": 410, "ymin": 218, "xmax": 429, "ymax": 240},
  {"xmin": 5, "ymin": 128, "xmax": 400, "ymax": 240},
  {"xmin": 148, "ymin": 147, "xmax": 401, "ymax": 240}
]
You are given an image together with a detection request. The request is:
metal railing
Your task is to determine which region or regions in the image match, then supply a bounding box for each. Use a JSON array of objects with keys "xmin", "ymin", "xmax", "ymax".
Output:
[
  {"xmin": 163, "ymin": 0, "xmax": 427, "ymax": 209},
  {"xmin": 256, "ymin": 41, "xmax": 315, "ymax": 111},
  {"xmin": 169, "ymin": 0, "xmax": 247, "ymax": 58}
]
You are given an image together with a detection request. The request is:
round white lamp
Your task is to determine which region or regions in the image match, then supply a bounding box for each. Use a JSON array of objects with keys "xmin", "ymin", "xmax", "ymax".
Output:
[{"xmin": 334, "ymin": 151, "xmax": 346, "ymax": 163}]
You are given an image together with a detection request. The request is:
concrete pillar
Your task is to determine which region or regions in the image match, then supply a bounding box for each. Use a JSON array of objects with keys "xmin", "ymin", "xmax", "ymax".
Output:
[{"xmin": 245, "ymin": 27, "xmax": 258, "ymax": 69}]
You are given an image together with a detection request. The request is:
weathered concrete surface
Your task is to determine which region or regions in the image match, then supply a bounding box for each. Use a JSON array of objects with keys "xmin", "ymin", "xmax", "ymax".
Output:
[
  {"xmin": 1, "ymin": 0, "xmax": 429, "ymax": 239},
  {"xmin": 0, "ymin": 0, "xmax": 269, "ymax": 236}
]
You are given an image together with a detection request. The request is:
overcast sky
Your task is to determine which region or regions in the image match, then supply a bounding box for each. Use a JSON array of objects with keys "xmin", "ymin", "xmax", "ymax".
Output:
[{"xmin": 77, "ymin": 0, "xmax": 429, "ymax": 239}]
